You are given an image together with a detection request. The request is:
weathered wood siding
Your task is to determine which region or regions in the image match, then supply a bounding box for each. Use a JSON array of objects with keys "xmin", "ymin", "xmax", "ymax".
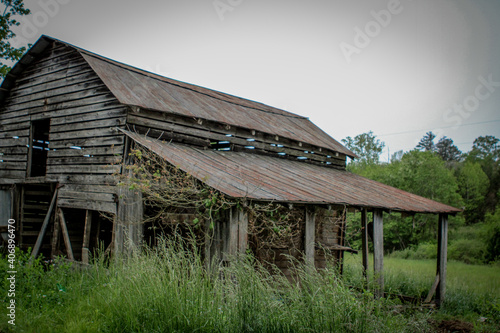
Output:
[
  {"xmin": 0, "ymin": 41, "xmax": 126, "ymax": 214},
  {"xmin": 126, "ymin": 108, "xmax": 347, "ymax": 169}
]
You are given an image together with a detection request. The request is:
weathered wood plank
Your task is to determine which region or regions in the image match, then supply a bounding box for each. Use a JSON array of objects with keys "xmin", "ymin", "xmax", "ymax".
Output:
[
  {"xmin": 48, "ymin": 135, "xmax": 124, "ymax": 149},
  {"xmin": 50, "ymin": 108, "xmax": 126, "ymax": 127},
  {"xmin": 46, "ymin": 164, "xmax": 121, "ymax": 174},
  {"xmin": 12, "ymin": 65, "xmax": 93, "ymax": 93},
  {"xmin": 47, "ymin": 155, "xmax": 122, "ymax": 166},
  {"xmin": 50, "ymin": 117, "xmax": 126, "ymax": 134},
  {"xmin": 58, "ymin": 198, "xmax": 117, "ymax": 214},
  {"xmin": 0, "ymin": 162, "xmax": 27, "ymax": 170},
  {"xmin": 0, "ymin": 137, "xmax": 29, "ymax": 147},
  {"xmin": 49, "ymin": 127, "xmax": 121, "ymax": 141},
  {"xmin": 0, "ymin": 120, "xmax": 30, "ymax": 132},
  {"xmin": 373, "ymin": 209, "xmax": 384, "ymax": 298},
  {"xmin": 6, "ymin": 79, "xmax": 105, "ymax": 106},
  {"xmin": 48, "ymin": 145, "xmax": 123, "ymax": 158},
  {"xmin": 0, "ymin": 128, "xmax": 30, "ymax": 139},
  {"xmin": 0, "ymin": 170, "xmax": 26, "ymax": 180},
  {"xmin": 47, "ymin": 174, "xmax": 118, "ymax": 185},
  {"xmin": 2, "ymin": 90, "xmax": 113, "ymax": 114},
  {"xmin": 0, "ymin": 95, "xmax": 119, "ymax": 120},
  {"xmin": 9, "ymin": 71, "xmax": 99, "ymax": 101},
  {"xmin": 58, "ymin": 189, "xmax": 116, "ymax": 203}
]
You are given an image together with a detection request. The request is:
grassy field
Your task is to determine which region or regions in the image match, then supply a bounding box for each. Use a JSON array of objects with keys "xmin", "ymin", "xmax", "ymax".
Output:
[
  {"xmin": 344, "ymin": 253, "xmax": 500, "ymax": 330},
  {"xmin": 1, "ymin": 244, "xmax": 499, "ymax": 332}
]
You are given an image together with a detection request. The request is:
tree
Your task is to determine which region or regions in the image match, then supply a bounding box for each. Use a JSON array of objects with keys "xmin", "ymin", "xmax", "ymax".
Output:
[
  {"xmin": 1, "ymin": 0, "xmax": 30, "ymax": 78},
  {"xmin": 469, "ymin": 135, "xmax": 500, "ymax": 161},
  {"xmin": 342, "ymin": 131, "xmax": 385, "ymax": 166},
  {"xmin": 457, "ymin": 161, "xmax": 490, "ymax": 224},
  {"xmin": 466, "ymin": 135, "xmax": 500, "ymax": 213},
  {"xmin": 416, "ymin": 131, "xmax": 436, "ymax": 152},
  {"xmin": 436, "ymin": 136, "xmax": 462, "ymax": 162}
]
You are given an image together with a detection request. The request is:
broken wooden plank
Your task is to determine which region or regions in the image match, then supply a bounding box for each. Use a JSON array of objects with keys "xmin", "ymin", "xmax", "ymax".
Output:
[{"xmin": 31, "ymin": 187, "xmax": 59, "ymax": 259}]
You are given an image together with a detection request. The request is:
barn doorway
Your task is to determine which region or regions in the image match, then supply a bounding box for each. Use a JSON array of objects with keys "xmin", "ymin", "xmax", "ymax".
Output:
[{"xmin": 28, "ymin": 118, "xmax": 50, "ymax": 177}]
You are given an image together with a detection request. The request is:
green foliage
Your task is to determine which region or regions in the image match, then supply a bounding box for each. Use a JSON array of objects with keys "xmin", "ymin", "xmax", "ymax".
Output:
[
  {"xmin": 457, "ymin": 161, "xmax": 489, "ymax": 223},
  {"xmin": 484, "ymin": 208, "xmax": 500, "ymax": 263},
  {"xmin": 0, "ymin": 0, "xmax": 31, "ymax": 77},
  {"xmin": 342, "ymin": 131, "xmax": 385, "ymax": 166}
]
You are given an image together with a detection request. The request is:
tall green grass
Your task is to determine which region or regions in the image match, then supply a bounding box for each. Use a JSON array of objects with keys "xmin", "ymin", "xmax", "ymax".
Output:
[{"xmin": 1, "ymin": 238, "xmax": 431, "ymax": 333}]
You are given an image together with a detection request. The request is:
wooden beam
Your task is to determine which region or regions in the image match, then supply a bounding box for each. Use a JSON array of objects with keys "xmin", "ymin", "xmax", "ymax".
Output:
[
  {"xmin": 57, "ymin": 208, "xmax": 74, "ymax": 261},
  {"xmin": 228, "ymin": 208, "xmax": 239, "ymax": 257},
  {"xmin": 305, "ymin": 207, "xmax": 316, "ymax": 267},
  {"xmin": 425, "ymin": 273, "xmax": 440, "ymax": 303},
  {"xmin": 50, "ymin": 211, "xmax": 61, "ymax": 257},
  {"xmin": 31, "ymin": 187, "xmax": 59, "ymax": 259},
  {"xmin": 361, "ymin": 208, "xmax": 369, "ymax": 285},
  {"xmin": 373, "ymin": 209, "xmax": 384, "ymax": 298},
  {"xmin": 436, "ymin": 214, "xmax": 448, "ymax": 306},
  {"xmin": 81, "ymin": 210, "xmax": 92, "ymax": 264}
]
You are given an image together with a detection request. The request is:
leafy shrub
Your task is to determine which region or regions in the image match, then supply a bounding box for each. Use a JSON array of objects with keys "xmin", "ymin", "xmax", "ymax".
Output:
[{"xmin": 448, "ymin": 239, "xmax": 487, "ymax": 264}]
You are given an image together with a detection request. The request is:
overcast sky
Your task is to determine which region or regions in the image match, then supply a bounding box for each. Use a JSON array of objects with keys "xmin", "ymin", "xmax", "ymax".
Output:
[{"xmin": 7, "ymin": 0, "xmax": 500, "ymax": 162}]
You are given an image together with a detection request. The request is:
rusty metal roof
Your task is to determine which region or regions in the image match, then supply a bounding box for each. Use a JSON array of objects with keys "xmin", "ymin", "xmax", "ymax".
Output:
[
  {"xmin": 124, "ymin": 131, "xmax": 461, "ymax": 214},
  {"xmin": 75, "ymin": 46, "xmax": 355, "ymax": 158}
]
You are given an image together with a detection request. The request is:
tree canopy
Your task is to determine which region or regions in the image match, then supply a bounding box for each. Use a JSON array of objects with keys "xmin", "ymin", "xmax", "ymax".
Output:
[
  {"xmin": 1, "ymin": 0, "xmax": 30, "ymax": 78},
  {"xmin": 342, "ymin": 131, "xmax": 385, "ymax": 166}
]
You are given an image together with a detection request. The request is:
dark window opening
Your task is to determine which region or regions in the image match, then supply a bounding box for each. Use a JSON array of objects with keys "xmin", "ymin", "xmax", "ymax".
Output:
[
  {"xmin": 210, "ymin": 140, "xmax": 232, "ymax": 151},
  {"xmin": 30, "ymin": 119, "xmax": 50, "ymax": 177}
]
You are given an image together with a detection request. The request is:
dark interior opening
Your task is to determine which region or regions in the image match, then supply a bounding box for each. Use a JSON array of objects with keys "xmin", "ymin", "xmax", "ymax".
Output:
[{"xmin": 30, "ymin": 119, "xmax": 50, "ymax": 177}]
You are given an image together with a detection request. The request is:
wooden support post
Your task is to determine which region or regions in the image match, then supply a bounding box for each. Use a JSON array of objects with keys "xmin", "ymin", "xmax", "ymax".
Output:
[
  {"xmin": 58, "ymin": 208, "xmax": 74, "ymax": 261},
  {"xmin": 31, "ymin": 188, "xmax": 59, "ymax": 259},
  {"xmin": 227, "ymin": 206, "xmax": 248, "ymax": 259},
  {"xmin": 373, "ymin": 209, "xmax": 384, "ymax": 298},
  {"xmin": 436, "ymin": 214, "xmax": 448, "ymax": 306},
  {"xmin": 339, "ymin": 210, "xmax": 347, "ymax": 275},
  {"xmin": 305, "ymin": 207, "xmax": 316, "ymax": 267},
  {"xmin": 51, "ymin": 212, "xmax": 61, "ymax": 257},
  {"xmin": 361, "ymin": 208, "xmax": 369, "ymax": 285},
  {"xmin": 115, "ymin": 186, "xmax": 143, "ymax": 256},
  {"xmin": 238, "ymin": 209, "xmax": 248, "ymax": 254},
  {"xmin": 82, "ymin": 210, "xmax": 92, "ymax": 264}
]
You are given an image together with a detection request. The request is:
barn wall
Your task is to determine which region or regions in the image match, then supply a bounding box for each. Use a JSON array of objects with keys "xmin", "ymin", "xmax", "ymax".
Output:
[
  {"xmin": 126, "ymin": 108, "xmax": 347, "ymax": 169},
  {"xmin": 0, "ymin": 41, "xmax": 126, "ymax": 214}
]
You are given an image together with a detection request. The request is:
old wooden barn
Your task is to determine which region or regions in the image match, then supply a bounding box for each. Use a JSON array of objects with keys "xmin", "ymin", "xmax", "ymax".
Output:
[{"xmin": 0, "ymin": 35, "xmax": 460, "ymax": 304}]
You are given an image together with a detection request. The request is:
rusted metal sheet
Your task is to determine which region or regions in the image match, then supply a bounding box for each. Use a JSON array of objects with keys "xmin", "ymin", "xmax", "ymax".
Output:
[
  {"xmin": 124, "ymin": 131, "xmax": 461, "ymax": 214},
  {"xmin": 79, "ymin": 50, "xmax": 355, "ymax": 158}
]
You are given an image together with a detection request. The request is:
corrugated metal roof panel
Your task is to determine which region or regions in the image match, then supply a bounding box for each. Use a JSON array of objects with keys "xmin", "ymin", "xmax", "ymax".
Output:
[{"xmin": 124, "ymin": 131, "xmax": 461, "ymax": 214}]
